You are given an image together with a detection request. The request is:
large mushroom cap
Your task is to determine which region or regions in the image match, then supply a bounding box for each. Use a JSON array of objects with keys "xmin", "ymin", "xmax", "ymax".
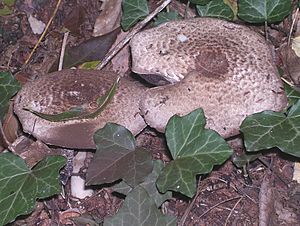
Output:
[
  {"xmin": 14, "ymin": 69, "xmax": 146, "ymax": 148},
  {"xmin": 131, "ymin": 18, "xmax": 282, "ymax": 84},
  {"xmin": 132, "ymin": 18, "xmax": 288, "ymax": 137}
]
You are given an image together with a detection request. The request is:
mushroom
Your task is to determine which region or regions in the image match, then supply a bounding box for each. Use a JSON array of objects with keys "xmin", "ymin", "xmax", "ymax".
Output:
[
  {"xmin": 14, "ymin": 69, "xmax": 146, "ymax": 149},
  {"xmin": 130, "ymin": 18, "xmax": 288, "ymax": 137}
]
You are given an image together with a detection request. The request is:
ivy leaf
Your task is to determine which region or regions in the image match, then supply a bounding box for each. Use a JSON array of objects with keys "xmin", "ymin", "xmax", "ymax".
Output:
[
  {"xmin": 86, "ymin": 123, "xmax": 153, "ymax": 187},
  {"xmin": 0, "ymin": 0, "xmax": 16, "ymax": 16},
  {"xmin": 154, "ymin": 11, "xmax": 181, "ymax": 26},
  {"xmin": 240, "ymin": 100, "xmax": 300, "ymax": 158},
  {"xmin": 121, "ymin": 0, "xmax": 149, "ymax": 31},
  {"xmin": 0, "ymin": 71, "xmax": 21, "ymax": 121},
  {"xmin": 232, "ymin": 152, "xmax": 261, "ymax": 168},
  {"xmin": 196, "ymin": 0, "xmax": 234, "ymax": 20},
  {"xmin": 238, "ymin": 0, "xmax": 292, "ymax": 23},
  {"xmin": 157, "ymin": 108, "xmax": 233, "ymax": 198},
  {"xmin": 224, "ymin": 0, "xmax": 238, "ymax": 17},
  {"xmin": 190, "ymin": 0, "xmax": 211, "ymax": 5},
  {"xmin": 284, "ymin": 82, "xmax": 300, "ymax": 107},
  {"xmin": 25, "ymin": 77, "xmax": 120, "ymax": 122},
  {"xmin": 0, "ymin": 152, "xmax": 66, "ymax": 225},
  {"xmin": 112, "ymin": 160, "xmax": 172, "ymax": 207},
  {"xmin": 104, "ymin": 186, "xmax": 176, "ymax": 226}
]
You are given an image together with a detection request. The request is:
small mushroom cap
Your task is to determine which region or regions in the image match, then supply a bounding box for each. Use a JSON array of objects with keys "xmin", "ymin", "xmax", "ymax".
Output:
[
  {"xmin": 135, "ymin": 18, "xmax": 288, "ymax": 137},
  {"xmin": 14, "ymin": 69, "xmax": 146, "ymax": 149},
  {"xmin": 131, "ymin": 18, "xmax": 279, "ymax": 84}
]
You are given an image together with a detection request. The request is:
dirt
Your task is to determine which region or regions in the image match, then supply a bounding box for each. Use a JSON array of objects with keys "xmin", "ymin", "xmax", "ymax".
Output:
[{"xmin": 0, "ymin": 0, "xmax": 299, "ymax": 225}]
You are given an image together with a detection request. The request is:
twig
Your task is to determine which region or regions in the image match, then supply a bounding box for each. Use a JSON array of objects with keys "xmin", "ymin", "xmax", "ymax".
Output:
[
  {"xmin": 184, "ymin": 1, "xmax": 191, "ymax": 19},
  {"xmin": 288, "ymin": 7, "xmax": 299, "ymax": 47},
  {"xmin": 179, "ymin": 178, "xmax": 202, "ymax": 226},
  {"xmin": 224, "ymin": 196, "xmax": 243, "ymax": 226},
  {"xmin": 264, "ymin": 21, "xmax": 269, "ymax": 41},
  {"xmin": 95, "ymin": 0, "xmax": 172, "ymax": 70},
  {"xmin": 258, "ymin": 157, "xmax": 290, "ymax": 186},
  {"xmin": 58, "ymin": 31, "xmax": 70, "ymax": 71},
  {"xmin": 24, "ymin": 0, "xmax": 62, "ymax": 65},
  {"xmin": 281, "ymin": 76, "xmax": 295, "ymax": 87},
  {"xmin": 209, "ymin": 176, "xmax": 257, "ymax": 204},
  {"xmin": 198, "ymin": 196, "xmax": 242, "ymax": 219}
]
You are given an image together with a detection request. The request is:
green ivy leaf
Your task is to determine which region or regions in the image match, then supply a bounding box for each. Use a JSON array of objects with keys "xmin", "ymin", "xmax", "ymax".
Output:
[
  {"xmin": 121, "ymin": 0, "xmax": 149, "ymax": 31},
  {"xmin": 157, "ymin": 109, "xmax": 233, "ymax": 198},
  {"xmin": 238, "ymin": 0, "xmax": 292, "ymax": 23},
  {"xmin": 190, "ymin": 0, "xmax": 211, "ymax": 5},
  {"xmin": 0, "ymin": 152, "xmax": 66, "ymax": 225},
  {"xmin": 104, "ymin": 186, "xmax": 176, "ymax": 226},
  {"xmin": 196, "ymin": 0, "xmax": 234, "ymax": 20},
  {"xmin": 284, "ymin": 82, "xmax": 300, "ymax": 107},
  {"xmin": 154, "ymin": 11, "xmax": 181, "ymax": 26},
  {"xmin": 240, "ymin": 100, "xmax": 300, "ymax": 158},
  {"xmin": 78, "ymin": 60, "xmax": 101, "ymax": 70},
  {"xmin": 86, "ymin": 123, "xmax": 153, "ymax": 187},
  {"xmin": 0, "ymin": 71, "xmax": 21, "ymax": 121},
  {"xmin": 112, "ymin": 160, "xmax": 172, "ymax": 207},
  {"xmin": 0, "ymin": 0, "xmax": 16, "ymax": 16}
]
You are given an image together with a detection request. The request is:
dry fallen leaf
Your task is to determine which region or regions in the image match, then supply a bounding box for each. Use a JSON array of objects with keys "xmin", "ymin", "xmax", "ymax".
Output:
[
  {"xmin": 2, "ymin": 102, "xmax": 19, "ymax": 145},
  {"xmin": 28, "ymin": 14, "xmax": 45, "ymax": 35},
  {"xmin": 280, "ymin": 43, "xmax": 300, "ymax": 85},
  {"xmin": 20, "ymin": 140, "xmax": 60, "ymax": 168},
  {"xmin": 93, "ymin": 0, "xmax": 122, "ymax": 37},
  {"xmin": 111, "ymin": 31, "xmax": 130, "ymax": 75}
]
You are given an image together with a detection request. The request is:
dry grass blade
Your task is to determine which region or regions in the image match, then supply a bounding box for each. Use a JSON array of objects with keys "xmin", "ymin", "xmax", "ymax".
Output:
[{"xmin": 24, "ymin": 0, "xmax": 62, "ymax": 65}]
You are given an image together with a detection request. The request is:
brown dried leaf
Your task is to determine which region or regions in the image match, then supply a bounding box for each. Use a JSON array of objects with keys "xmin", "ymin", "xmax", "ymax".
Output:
[
  {"xmin": 168, "ymin": 0, "xmax": 196, "ymax": 18},
  {"xmin": 280, "ymin": 43, "xmax": 300, "ymax": 85},
  {"xmin": 9, "ymin": 135, "xmax": 34, "ymax": 155},
  {"xmin": 111, "ymin": 31, "xmax": 130, "ymax": 74},
  {"xmin": 93, "ymin": 0, "xmax": 122, "ymax": 37},
  {"xmin": 2, "ymin": 102, "xmax": 19, "ymax": 144},
  {"xmin": 63, "ymin": 6, "xmax": 86, "ymax": 35},
  {"xmin": 20, "ymin": 140, "xmax": 60, "ymax": 168},
  {"xmin": 49, "ymin": 27, "xmax": 120, "ymax": 71}
]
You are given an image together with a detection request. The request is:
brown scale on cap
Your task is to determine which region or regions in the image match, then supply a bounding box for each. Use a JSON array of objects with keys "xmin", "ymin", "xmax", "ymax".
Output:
[
  {"xmin": 14, "ymin": 69, "xmax": 146, "ymax": 148},
  {"xmin": 130, "ymin": 18, "xmax": 288, "ymax": 137}
]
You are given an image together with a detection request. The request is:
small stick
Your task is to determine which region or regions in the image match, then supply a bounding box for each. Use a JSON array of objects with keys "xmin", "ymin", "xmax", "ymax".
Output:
[
  {"xmin": 0, "ymin": 121, "xmax": 10, "ymax": 148},
  {"xmin": 264, "ymin": 21, "xmax": 269, "ymax": 41},
  {"xmin": 184, "ymin": 1, "xmax": 191, "ymax": 19},
  {"xmin": 281, "ymin": 77, "xmax": 294, "ymax": 87},
  {"xmin": 24, "ymin": 0, "xmax": 63, "ymax": 65},
  {"xmin": 179, "ymin": 178, "xmax": 202, "ymax": 226},
  {"xmin": 224, "ymin": 196, "xmax": 243, "ymax": 226},
  {"xmin": 95, "ymin": 0, "xmax": 172, "ymax": 70},
  {"xmin": 198, "ymin": 196, "xmax": 242, "ymax": 219},
  {"xmin": 288, "ymin": 7, "xmax": 299, "ymax": 47},
  {"xmin": 58, "ymin": 31, "xmax": 70, "ymax": 71}
]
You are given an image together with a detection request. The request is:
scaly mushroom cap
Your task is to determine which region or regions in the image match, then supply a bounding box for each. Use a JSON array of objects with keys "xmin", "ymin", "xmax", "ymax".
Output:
[
  {"xmin": 132, "ymin": 18, "xmax": 288, "ymax": 137},
  {"xmin": 14, "ymin": 69, "xmax": 146, "ymax": 148},
  {"xmin": 131, "ymin": 18, "xmax": 280, "ymax": 84}
]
